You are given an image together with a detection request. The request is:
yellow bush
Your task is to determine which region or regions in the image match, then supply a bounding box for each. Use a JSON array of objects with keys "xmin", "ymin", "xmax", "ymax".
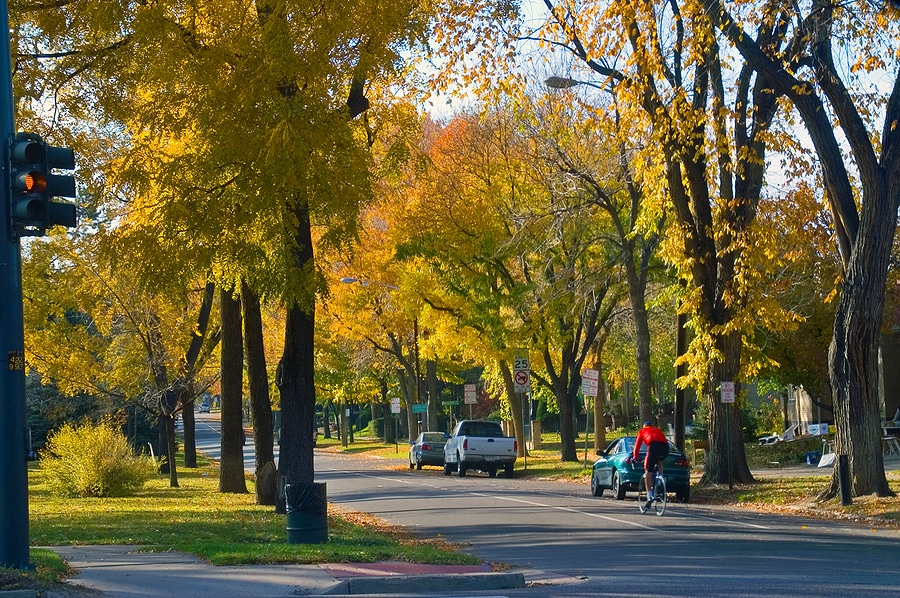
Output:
[{"xmin": 39, "ymin": 419, "xmax": 156, "ymax": 498}]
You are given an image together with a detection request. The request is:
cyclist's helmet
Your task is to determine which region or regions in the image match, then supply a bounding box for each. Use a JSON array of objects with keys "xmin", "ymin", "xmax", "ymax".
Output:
[{"xmin": 643, "ymin": 421, "xmax": 652, "ymax": 426}]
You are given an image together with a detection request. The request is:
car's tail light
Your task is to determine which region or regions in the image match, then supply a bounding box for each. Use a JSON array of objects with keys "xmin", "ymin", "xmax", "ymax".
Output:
[
  {"xmin": 674, "ymin": 457, "xmax": 690, "ymax": 467},
  {"xmin": 421, "ymin": 444, "xmax": 431, "ymax": 451},
  {"xmin": 463, "ymin": 438, "xmax": 468, "ymax": 450},
  {"xmin": 514, "ymin": 440, "xmax": 518, "ymax": 453}
]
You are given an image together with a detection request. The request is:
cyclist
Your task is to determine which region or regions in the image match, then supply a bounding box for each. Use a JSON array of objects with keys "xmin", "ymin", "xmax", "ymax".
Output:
[{"xmin": 633, "ymin": 421, "xmax": 669, "ymax": 503}]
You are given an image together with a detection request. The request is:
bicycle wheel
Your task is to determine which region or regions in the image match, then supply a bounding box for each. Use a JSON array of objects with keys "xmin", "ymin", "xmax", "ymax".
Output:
[
  {"xmin": 638, "ymin": 473, "xmax": 649, "ymax": 514},
  {"xmin": 652, "ymin": 475, "xmax": 667, "ymax": 516}
]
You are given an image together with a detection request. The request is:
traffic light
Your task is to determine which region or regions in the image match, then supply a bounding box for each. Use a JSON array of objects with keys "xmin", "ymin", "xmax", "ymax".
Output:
[{"xmin": 8, "ymin": 132, "xmax": 77, "ymax": 237}]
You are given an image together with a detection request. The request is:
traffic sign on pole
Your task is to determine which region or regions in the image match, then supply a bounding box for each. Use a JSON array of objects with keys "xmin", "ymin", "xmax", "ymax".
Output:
[
  {"xmin": 581, "ymin": 368, "xmax": 599, "ymax": 397},
  {"xmin": 513, "ymin": 369, "xmax": 530, "ymax": 393},
  {"xmin": 721, "ymin": 381, "xmax": 735, "ymax": 403},
  {"xmin": 513, "ymin": 355, "xmax": 530, "ymax": 392},
  {"xmin": 464, "ymin": 383, "xmax": 477, "ymax": 405}
]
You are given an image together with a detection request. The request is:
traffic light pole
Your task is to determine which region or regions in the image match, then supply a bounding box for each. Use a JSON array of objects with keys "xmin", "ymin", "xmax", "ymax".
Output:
[{"xmin": 0, "ymin": 0, "xmax": 33, "ymax": 569}]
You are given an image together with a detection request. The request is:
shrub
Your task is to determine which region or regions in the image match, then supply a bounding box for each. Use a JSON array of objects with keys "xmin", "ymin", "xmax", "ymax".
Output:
[{"xmin": 39, "ymin": 419, "xmax": 156, "ymax": 498}]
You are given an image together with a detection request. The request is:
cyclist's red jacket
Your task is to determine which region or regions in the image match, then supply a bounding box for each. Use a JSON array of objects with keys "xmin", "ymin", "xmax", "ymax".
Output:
[{"xmin": 633, "ymin": 425, "xmax": 667, "ymax": 459}]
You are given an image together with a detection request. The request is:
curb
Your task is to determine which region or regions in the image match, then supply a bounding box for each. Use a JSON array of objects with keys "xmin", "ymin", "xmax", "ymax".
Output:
[{"xmin": 323, "ymin": 571, "xmax": 526, "ymax": 595}]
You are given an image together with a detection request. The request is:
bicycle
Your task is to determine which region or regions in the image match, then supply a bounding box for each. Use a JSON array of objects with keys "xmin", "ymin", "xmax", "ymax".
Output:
[{"xmin": 638, "ymin": 464, "xmax": 667, "ymax": 516}]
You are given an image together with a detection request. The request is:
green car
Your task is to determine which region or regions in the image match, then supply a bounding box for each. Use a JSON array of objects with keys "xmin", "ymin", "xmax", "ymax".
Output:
[{"xmin": 590, "ymin": 436, "xmax": 691, "ymax": 503}]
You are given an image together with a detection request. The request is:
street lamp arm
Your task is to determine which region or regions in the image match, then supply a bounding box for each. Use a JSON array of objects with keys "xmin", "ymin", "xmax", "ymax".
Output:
[
  {"xmin": 544, "ymin": 74, "xmax": 619, "ymax": 94},
  {"xmin": 340, "ymin": 276, "xmax": 400, "ymax": 290}
]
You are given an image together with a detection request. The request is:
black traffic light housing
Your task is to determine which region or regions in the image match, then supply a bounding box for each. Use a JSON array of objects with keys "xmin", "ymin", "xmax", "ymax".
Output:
[{"xmin": 8, "ymin": 132, "xmax": 77, "ymax": 237}]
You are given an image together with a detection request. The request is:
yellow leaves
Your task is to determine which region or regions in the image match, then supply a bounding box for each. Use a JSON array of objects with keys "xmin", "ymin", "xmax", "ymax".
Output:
[{"xmin": 850, "ymin": 55, "xmax": 886, "ymax": 74}]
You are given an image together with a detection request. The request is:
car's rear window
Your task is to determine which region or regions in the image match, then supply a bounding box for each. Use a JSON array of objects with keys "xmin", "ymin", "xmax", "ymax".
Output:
[
  {"xmin": 422, "ymin": 433, "xmax": 445, "ymax": 443},
  {"xmin": 458, "ymin": 422, "xmax": 504, "ymax": 437}
]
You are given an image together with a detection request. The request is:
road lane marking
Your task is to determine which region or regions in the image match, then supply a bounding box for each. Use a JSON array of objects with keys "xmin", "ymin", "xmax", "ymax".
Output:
[
  {"xmin": 681, "ymin": 511, "xmax": 772, "ymax": 529},
  {"xmin": 340, "ymin": 469, "xmax": 775, "ymax": 531},
  {"xmin": 469, "ymin": 493, "xmax": 658, "ymax": 530}
]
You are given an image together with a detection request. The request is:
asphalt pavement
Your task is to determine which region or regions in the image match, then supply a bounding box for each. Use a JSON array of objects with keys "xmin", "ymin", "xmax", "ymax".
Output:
[{"xmin": 12, "ymin": 451, "xmax": 900, "ymax": 598}]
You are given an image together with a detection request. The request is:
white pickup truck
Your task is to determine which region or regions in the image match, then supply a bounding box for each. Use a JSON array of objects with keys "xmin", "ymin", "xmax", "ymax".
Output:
[{"xmin": 443, "ymin": 420, "xmax": 518, "ymax": 478}]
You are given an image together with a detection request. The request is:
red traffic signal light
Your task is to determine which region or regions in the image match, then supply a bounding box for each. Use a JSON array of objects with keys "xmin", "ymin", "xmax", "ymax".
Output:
[{"xmin": 7, "ymin": 133, "xmax": 77, "ymax": 237}]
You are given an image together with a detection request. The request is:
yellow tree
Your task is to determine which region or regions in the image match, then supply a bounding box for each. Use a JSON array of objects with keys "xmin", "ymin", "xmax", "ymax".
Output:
[
  {"xmin": 22, "ymin": 232, "xmax": 220, "ymax": 488},
  {"xmin": 709, "ymin": 0, "xmax": 900, "ymax": 497},
  {"xmin": 13, "ymin": 0, "xmax": 438, "ymax": 493},
  {"xmin": 431, "ymin": 0, "xmax": 804, "ymax": 484}
]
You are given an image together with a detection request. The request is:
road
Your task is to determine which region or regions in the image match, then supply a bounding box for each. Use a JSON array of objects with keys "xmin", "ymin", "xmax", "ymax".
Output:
[
  {"xmin": 317, "ymin": 453, "xmax": 900, "ymax": 597},
  {"xmin": 193, "ymin": 413, "xmax": 900, "ymax": 596},
  {"xmin": 192, "ymin": 411, "xmax": 272, "ymax": 473}
]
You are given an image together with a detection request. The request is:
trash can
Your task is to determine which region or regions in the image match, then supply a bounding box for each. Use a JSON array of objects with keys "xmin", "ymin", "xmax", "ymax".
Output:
[{"xmin": 285, "ymin": 482, "xmax": 328, "ymax": 544}]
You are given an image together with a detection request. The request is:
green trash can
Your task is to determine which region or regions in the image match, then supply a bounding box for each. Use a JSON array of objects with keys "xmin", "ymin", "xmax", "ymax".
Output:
[{"xmin": 285, "ymin": 482, "xmax": 328, "ymax": 544}]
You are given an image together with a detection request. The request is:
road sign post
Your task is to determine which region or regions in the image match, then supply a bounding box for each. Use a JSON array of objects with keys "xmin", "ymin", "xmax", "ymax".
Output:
[
  {"xmin": 390, "ymin": 398, "xmax": 401, "ymax": 452},
  {"xmin": 513, "ymin": 355, "xmax": 529, "ymax": 470},
  {"xmin": 464, "ymin": 383, "xmax": 476, "ymax": 419},
  {"xmin": 721, "ymin": 381, "xmax": 735, "ymax": 490}
]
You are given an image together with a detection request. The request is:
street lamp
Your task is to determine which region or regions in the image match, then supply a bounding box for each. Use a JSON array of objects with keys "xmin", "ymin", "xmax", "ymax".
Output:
[
  {"xmin": 544, "ymin": 76, "xmax": 610, "ymax": 92},
  {"xmin": 339, "ymin": 276, "xmax": 399, "ymax": 290}
]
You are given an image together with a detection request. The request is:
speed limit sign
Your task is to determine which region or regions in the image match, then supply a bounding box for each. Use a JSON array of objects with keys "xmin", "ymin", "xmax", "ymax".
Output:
[{"xmin": 513, "ymin": 355, "xmax": 530, "ymax": 392}]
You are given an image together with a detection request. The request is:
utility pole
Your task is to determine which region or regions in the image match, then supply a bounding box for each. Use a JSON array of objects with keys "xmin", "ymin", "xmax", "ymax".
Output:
[
  {"xmin": 1, "ymin": 1, "xmax": 77, "ymax": 566},
  {"xmin": 0, "ymin": 0, "xmax": 31, "ymax": 568}
]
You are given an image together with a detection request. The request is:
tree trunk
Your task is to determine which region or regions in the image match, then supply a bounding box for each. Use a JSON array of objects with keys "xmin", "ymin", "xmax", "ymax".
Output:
[
  {"xmin": 499, "ymin": 359, "xmax": 526, "ymax": 458},
  {"xmin": 276, "ymin": 206, "xmax": 317, "ymax": 491},
  {"xmin": 702, "ymin": 331, "xmax": 753, "ymax": 484},
  {"xmin": 323, "ymin": 400, "xmax": 333, "ymax": 439},
  {"xmin": 822, "ymin": 205, "xmax": 895, "ymax": 498},
  {"xmin": 399, "ymin": 367, "xmax": 418, "ymax": 441},
  {"xmin": 164, "ymin": 411, "xmax": 179, "ymax": 488},
  {"xmin": 219, "ymin": 288, "xmax": 247, "ymax": 494},
  {"xmin": 241, "ymin": 281, "xmax": 276, "ymax": 504},
  {"xmin": 621, "ymin": 239, "xmax": 654, "ymax": 425},
  {"xmin": 182, "ymin": 396, "xmax": 197, "ymax": 468},
  {"xmin": 180, "ymin": 280, "xmax": 216, "ymax": 470},
  {"xmin": 594, "ymin": 379, "xmax": 606, "ymax": 450},
  {"xmin": 426, "ymin": 360, "xmax": 440, "ymax": 431},
  {"xmin": 157, "ymin": 416, "xmax": 168, "ymax": 475},
  {"xmin": 590, "ymin": 330, "xmax": 609, "ymax": 451},
  {"xmin": 558, "ymin": 378, "xmax": 577, "ymax": 462}
]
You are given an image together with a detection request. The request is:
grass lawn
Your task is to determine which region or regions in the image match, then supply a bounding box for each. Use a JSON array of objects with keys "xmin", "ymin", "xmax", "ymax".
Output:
[{"xmin": 28, "ymin": 456, "xmax": 476, "ymax": 567}]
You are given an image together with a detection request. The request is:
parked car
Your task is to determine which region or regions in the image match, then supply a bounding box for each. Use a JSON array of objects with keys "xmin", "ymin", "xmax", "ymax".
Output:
[
  {"xmin": 590, "ymin": 436, "xmax": 691, "ymax": 502},
  {"xmin": 409, "ymin": 432, "xmax": 449, "ymax": 469},
  {"xmin": 199, "ymin": 401, "xmax": 210, "ymax": 413},
  {"xmin": 443, "ymin": 420, "xmax": 517, "ymax": 477}
]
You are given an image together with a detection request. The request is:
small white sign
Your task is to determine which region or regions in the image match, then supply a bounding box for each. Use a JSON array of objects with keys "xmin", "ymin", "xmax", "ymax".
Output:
[
  {"xmin": 581, "ymin": 369, "xmax": 599, "ymax": 397},
  {"xmin": 390, "ymin": 397, "xmax": 401, "ymax": 414},
  {"xmin": 720, "ymin": 381, "xmax": 735, "ymax": 404},
  {"xmin": 513, "ymin": 369, "xmax": 530, "ymax": 393},
  {"xmin": 464, "ymin": 383, "xmax": 477, "ymax": 405}
]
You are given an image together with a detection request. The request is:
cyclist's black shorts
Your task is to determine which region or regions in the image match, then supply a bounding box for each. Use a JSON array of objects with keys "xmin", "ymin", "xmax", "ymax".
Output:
[{"xmin": 645, "ymin": 441, "xmax": 669, "ymax": 473}]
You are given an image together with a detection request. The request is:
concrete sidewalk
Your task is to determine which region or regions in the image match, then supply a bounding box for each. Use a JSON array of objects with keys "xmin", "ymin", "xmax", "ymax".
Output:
[{"xmin": 35, "ymin": 545, "xmax": 529, "ymax": 597}]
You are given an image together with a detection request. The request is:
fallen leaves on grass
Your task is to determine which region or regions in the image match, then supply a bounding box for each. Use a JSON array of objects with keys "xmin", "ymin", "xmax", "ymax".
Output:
[{"xmin": 328, "ymin": 504, "xmax": 472, "ymax": 553}]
